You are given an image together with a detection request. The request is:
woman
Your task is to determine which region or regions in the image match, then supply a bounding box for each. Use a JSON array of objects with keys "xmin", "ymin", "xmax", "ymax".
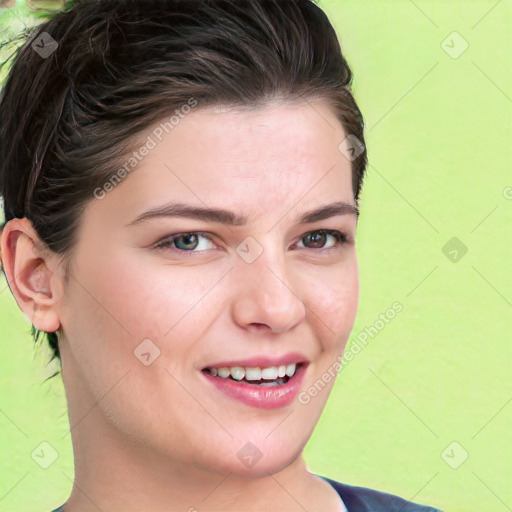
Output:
[{"xmin": 0, "ymin": 1, "xmax": 443, "ymax": 510}]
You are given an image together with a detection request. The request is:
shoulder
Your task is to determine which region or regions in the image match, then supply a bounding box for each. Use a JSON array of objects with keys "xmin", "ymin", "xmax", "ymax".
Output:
[{"xmin": 317, "ymin": 475, "xmax": 443, "ymax": 512}]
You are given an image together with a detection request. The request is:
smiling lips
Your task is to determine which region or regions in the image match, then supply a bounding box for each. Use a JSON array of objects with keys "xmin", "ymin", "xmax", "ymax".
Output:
[{"xmin": 201, "ymin": 361, "xmax": 308, "ymax": 408}]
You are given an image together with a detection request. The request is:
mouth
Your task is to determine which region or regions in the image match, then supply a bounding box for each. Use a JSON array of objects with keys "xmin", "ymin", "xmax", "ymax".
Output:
[
  {"xmin": 200, "ymin": 361, "xmax": 309, "ymax": 409},
  {"xmin": 201, "ymin": 362, "xmax": 305, "ymax": 387},
  {"xmin": 199, "ymin": 352, "xmax": 310, "ymax": 409}
]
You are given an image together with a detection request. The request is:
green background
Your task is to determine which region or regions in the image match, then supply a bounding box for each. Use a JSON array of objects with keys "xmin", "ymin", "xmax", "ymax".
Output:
[{"xmin": 1, "ymin": 1, "xmax": 511, "ymax": 511}]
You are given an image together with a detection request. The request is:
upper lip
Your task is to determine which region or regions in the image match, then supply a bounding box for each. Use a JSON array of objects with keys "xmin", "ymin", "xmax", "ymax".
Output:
[{"xmin": 203, "ymin": 352, "xmax": 309, "ymax": 369}]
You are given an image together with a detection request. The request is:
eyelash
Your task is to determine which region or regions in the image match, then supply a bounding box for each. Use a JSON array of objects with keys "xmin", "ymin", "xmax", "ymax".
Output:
[{"xmin": 153, "ymin": 229, "xmax": 349, "ymax": 255}]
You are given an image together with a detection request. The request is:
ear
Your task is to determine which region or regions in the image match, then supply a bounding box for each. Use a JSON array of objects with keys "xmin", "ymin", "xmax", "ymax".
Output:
[{"xmin": 1, "ymin": 218, "xmax": 64, "ymax": 333}]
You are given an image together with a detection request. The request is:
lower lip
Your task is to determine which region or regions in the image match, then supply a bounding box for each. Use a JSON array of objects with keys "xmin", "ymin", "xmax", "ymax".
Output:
[{"xmin": 201, "ymin": 364, "xmax": 308, "ymax": 409}]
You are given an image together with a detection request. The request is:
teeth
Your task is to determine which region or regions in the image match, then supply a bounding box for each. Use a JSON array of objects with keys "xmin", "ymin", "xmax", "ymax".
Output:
[
  {"xmin": 217, "ymin": 367, "xmax": 230, "ymax": 378},
  {"xmin": 208, "ymin": 363, "xmax": 299, "ymax": 381},
  {"xmin": 245, "ymin": 367, "xmax": 261, "ymax": 380},
  {"xmin": 261, "ymin": 367, "xmax": 278, "ymax": 380},
  {"xmin": 230, "ymin": 367, "xmax": 245, "ymax": 381},
  {"xmin": 285, "ymin": 363, "xmax": 296, "ymax": 377}
]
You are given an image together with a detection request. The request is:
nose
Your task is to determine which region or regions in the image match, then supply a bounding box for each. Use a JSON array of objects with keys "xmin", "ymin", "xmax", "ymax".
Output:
[{"xmin": 231, "ymin": 248, "xmax": 307, "ymax": 334}]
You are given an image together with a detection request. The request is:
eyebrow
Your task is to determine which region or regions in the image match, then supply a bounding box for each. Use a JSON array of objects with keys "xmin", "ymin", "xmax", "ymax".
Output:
[{"xmin": 126, "ymin": 200, "xmax": 359, "ymax": 227}]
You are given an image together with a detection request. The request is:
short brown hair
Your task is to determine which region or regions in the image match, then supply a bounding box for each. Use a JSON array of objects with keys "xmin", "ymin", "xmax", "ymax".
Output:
[{"xmin": 0, "ymin": 0, "xmax": 367, "ymax": 362}]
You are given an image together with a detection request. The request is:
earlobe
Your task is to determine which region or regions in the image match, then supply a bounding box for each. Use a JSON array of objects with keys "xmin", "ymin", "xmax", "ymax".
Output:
[{"xmin": 0, "ymin": 218, "xmax": 63, "ymax": 334}]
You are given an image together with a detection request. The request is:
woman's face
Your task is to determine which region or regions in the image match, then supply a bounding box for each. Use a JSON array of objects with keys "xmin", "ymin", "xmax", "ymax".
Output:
[{"xmin": 58, "ymin": 99, "xmax": 359, "ymax": 477}]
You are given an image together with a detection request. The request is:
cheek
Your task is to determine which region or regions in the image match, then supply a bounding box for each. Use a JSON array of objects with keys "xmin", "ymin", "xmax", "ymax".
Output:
[
  {"xmin": 79, "ymin": 249, "xmax": 228, "ymax": 342},
  {"xmin": 59, "ymin": 256, "xmax": 214, "ymax": 437},
  {"xmin": 127, "ymin": 267, "xmax": 233, "ymax": 344},
  {"xmin": 300, "ymin": 258, "xmax": 359, "ymax": 349}
]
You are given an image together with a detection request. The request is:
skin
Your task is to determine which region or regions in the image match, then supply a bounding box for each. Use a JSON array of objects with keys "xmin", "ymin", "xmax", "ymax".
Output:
[{"xmin": 2, "ymin": 99, "xmax": 359, "ymax": 512}]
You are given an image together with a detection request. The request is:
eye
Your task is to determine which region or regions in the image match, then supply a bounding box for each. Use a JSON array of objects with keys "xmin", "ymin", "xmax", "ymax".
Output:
[
  {"xmin": 154, "ymin": 232, "xmax": 216, "ymax": 253},
  {"xmin": 296, "ymin": 229, "xmax": 348, "ymax": 250},
  {"xmin": 153, "ymin": 229, "xmax": 348, "ymax": 255}
]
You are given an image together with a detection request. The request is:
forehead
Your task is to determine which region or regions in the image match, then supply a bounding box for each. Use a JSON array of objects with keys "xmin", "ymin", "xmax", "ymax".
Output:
[
  {"xmin": 85, "ymin": 99, "xmax": 354, "ymax": 228},
  {"xmin": 172, "ymin": 100, "xmax": 346, "ymax": 173}
]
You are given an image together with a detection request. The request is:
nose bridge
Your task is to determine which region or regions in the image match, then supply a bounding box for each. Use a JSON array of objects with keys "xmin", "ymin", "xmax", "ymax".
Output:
[
  {"xmin": 232, "ymin": 236, "xmax": 306, "ymax": 332},
  {"xmin": 238, "ymin": 233, "xmax": 289, "ymax": 292}
]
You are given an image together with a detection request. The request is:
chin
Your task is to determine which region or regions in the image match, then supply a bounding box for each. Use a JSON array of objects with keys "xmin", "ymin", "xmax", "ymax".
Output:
[
  {"xmin": 196, "ymin": 437, "xmax": 304, "ymax": 479},
  {"xmin": 218, "ymin": 454, "xmax": 299, "ymax": 479}
]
